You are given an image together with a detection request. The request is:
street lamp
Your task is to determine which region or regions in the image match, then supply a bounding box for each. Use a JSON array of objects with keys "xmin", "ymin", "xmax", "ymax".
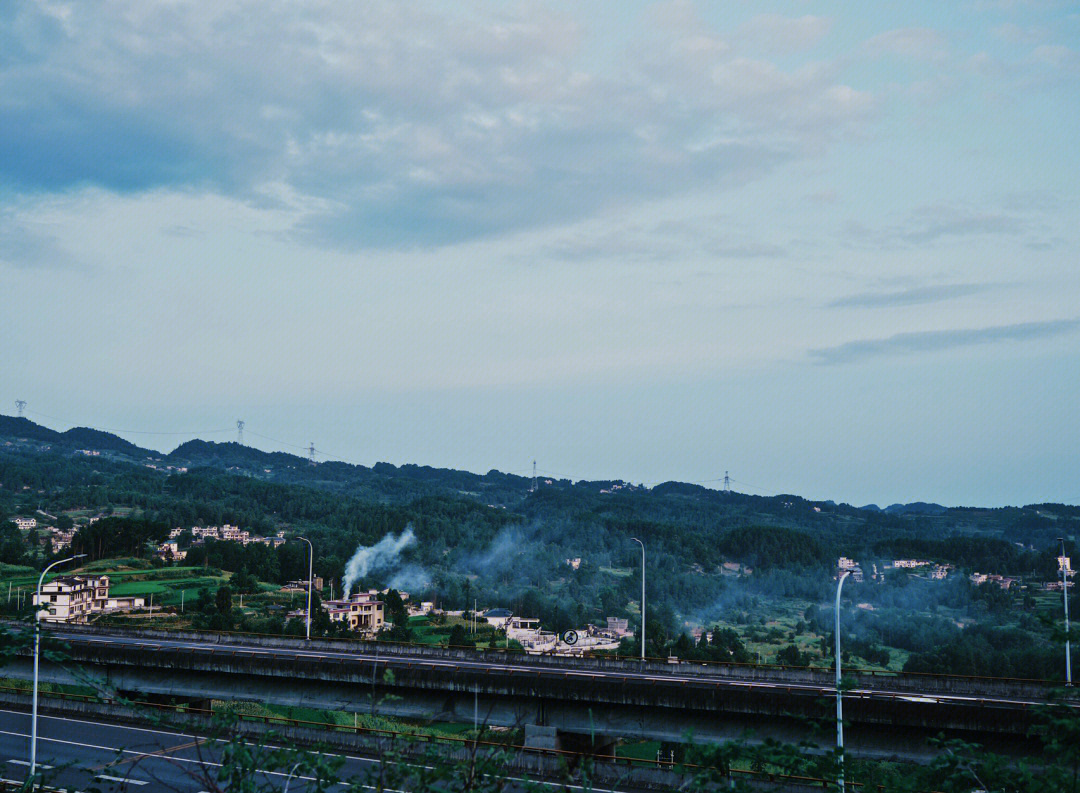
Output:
[
  {"xmin": 835, "ymin": 570, "xmax": 851, "ymax": 792},
  {"xmin": 29, "ymin": 553, "xmax": 86, "ymax": 786},
  {"xmin": 631, "ymin": 538, "xmax": 645, "ymax": 660},
  {"xmin": 294, "ymin": 537, "xmax": 314, "ymax": 641},
  {"xmin": 1060, "ymin": 538, "xmax": 1072, "ymax": 686}
]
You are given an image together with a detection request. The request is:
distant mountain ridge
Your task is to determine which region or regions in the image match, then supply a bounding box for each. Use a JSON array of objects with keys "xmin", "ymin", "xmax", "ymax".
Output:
[
  {"xmin": 0, "ymin": 413, "xmax": 1068, "ymax": 516},
  {"xmin": 0, "ymin": 414, "xmax": 536, "ymax": 504}
]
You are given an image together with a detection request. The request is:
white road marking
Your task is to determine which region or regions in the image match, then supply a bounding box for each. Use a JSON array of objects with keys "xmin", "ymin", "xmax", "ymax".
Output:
[
  {"xmin": 8, "ymin": 758, "xmax": 53, "ymax": 768},
  {"xmin": 96, "ymin": 774, "xmax": 148, "ymax": 785}
]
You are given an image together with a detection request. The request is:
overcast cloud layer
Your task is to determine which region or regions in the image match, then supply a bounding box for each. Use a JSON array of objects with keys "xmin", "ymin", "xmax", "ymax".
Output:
[{"xmin": 2, "ymin": 1, "xmax": 1079, "ymax": 507}]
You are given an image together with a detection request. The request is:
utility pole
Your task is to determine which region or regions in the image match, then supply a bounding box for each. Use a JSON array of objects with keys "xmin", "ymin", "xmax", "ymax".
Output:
[
  {"xmin": 631, "ymin": 538, "xmax": 645, "ymax": 660},
  {"xmin": 1061, "ymin": 538, "xmax": 1072, "ymax": 686},
  {"xmin": 30, "ymin": 554, "xmax": 86, "ymax": 786},
  {"xmin": 294, "ymin": 537, "xmax": 314, "ymax": 641},
  {"xmin": 835, "ymin": 570, "xmax": 851, "ymax": 791}
]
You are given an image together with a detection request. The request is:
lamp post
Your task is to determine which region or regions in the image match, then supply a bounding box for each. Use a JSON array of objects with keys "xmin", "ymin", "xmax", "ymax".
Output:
[
  {"xmin": 835, "ymin": 570, "xmax": 851, "ymax": 792},
  {"xmin": 295, "ymin": 537, "xmax": 313, "ymax": 641},
  {"xmin": 631, "ymin": 538, "xmax": 645, "ymax": 660},
  {"xmin": 30, "ymin": 553, "xmax": 86, "ymax": 787},
  {"xmin": 1061, "ymin": 538, "xmax": 1072, "ymax": 686}
]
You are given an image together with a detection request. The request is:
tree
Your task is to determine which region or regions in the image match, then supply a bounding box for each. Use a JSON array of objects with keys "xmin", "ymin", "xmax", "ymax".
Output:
[
  {"xmin": 231, "ymin": 568, "xmax": 259, "ymax": 595},
  {"xmin": 215, "ymin": 585, "xmax": 233, "ymax": 615},
  {"xmin": 448, "ymin": 623, "xmax": 468, "ymax": 647},
  {"xmin": 776, "ymin": 644, "xmax": 810, "ymax": 667}
]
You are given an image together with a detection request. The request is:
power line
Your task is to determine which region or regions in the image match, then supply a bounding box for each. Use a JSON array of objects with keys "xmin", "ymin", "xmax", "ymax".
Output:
[{"xmin": 23, "ymin": 409, "xmax": 232, "ymax": 437}]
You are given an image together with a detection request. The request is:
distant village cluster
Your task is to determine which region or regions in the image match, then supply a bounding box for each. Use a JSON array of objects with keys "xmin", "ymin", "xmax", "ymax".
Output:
[
  {"xmin": 12, "ymin": 515, "xmax": 84, "ymax": 555},
  {"xmin": 836, "ymin": 554, "xmax": 1073, "ymax": 591},
  {"xmin": 156, "ymin": 524, "xmax": 286, "ymax": 561},
  {"xmin": 277, "ymin": 578, "xmax": 632, "ymax": 655}
]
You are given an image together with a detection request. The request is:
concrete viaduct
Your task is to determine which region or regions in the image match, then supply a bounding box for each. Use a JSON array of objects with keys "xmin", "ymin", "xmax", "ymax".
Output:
[{"xmin": 5, "ymin": 623, "xmax": 1067, "ymax": 761}]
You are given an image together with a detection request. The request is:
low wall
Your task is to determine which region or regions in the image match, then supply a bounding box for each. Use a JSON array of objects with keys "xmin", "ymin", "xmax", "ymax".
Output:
[{"xmin": 39, "ymin": 622, "xmax": 1059, "ymax": 699}]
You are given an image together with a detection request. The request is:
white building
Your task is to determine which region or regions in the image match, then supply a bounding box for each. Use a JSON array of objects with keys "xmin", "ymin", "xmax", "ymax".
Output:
[
  {"xmin": 1059, "ymin": 556, "xmax": 1074, "ymax": 577},
  {"xmin": 156, "ymin": 541, "xmax": 187, "ymax": 561},
  {"xmin": 319, "ymin": 590, "xmax": 385, "ymax": 632},
  {"xmin": 33, "ymin": 575, "xmax": 146, "ymax": 623},
  {"xmin": 483, "ymin": 608, "xmax": 513, "ymax": 629},
  {"xmin": 14, "ymin": 517, "xmax": 37, "ymax": 531}
]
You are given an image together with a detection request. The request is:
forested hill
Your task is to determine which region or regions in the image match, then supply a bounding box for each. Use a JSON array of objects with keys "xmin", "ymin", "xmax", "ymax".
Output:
[
  {"xmin": 3, "ymin": 414, "xmax": 1079, "ymax": 541},
  {"xmin": 2, "ymin": 413, "xmax": 1078, "ymax": 657},
  {"xmin": 0, "ymin": 415, "xmax": 535, "ymax": 505}
]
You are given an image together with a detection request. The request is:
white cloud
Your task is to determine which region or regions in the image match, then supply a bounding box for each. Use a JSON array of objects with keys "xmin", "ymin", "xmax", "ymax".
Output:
[
  {"xmin": 737, "ymin": 14, "xmax": 832, "ymax": 53},
  {"xmin": 862, "ymin": 27, "xmax": 948, "ymax": 62},
  {"xmin": 0, "ymin": 1, "xmax": 873, "ymax": 250}
]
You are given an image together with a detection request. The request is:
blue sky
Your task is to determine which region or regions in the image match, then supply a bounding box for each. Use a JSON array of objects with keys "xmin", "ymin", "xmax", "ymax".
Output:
[{"xmin": 2, "ymin": 1, "xmax": 1079, "ymax": 507}]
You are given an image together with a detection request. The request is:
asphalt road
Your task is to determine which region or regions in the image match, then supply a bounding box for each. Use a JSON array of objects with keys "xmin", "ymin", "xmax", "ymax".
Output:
[
  {"xmin": 43, "ymin": 628, "xmax": 1052, "ymax": 711},
  {"xmin": 0, "ymin": 709, "xmax": 636, "ymax": 793}
]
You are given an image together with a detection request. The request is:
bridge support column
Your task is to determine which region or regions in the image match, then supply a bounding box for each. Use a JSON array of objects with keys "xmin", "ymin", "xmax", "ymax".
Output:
[{"xmin": 524, "ymin": 725, "xmax": 559, "ymax": 751}]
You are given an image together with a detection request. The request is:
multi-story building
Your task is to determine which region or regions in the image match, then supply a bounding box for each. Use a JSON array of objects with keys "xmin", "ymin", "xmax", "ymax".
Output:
[
  {"xmin": 13, "ymin": 517, "xmax": 37, "ymax": 531},
  {"xmin": 33, "ymin": 575, "xmax": 146, "ymax": 623},
  {"xmin": 319, "ymin": 590, "xmax": 385, "ymax": 632}
]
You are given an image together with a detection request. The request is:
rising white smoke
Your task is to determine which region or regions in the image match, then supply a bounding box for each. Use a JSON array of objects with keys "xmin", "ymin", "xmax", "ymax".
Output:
[{"xmin": 341, "ymin": 525, "xmax": 418, "ymax": 599}]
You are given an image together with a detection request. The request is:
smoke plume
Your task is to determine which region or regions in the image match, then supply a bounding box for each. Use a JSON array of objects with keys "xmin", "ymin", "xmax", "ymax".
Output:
[{"xmin": 342, "ymin": 525, "xmax": 418, "ymax": 599}]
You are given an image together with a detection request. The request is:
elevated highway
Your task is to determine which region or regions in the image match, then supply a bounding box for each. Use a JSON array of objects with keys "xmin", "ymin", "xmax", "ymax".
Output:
[{"xmin": 5, "ymin": 623, "xmax": 1069, "ymax": 761}]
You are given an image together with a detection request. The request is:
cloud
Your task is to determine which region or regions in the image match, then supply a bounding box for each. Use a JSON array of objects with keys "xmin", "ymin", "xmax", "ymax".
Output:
[
  {"xmin": 862, "ymin": 27, "xmax": 948, "ymax": 61},
  {"xmin": 828, "ymin": 283, "xmax": 992, "ymax": 308},
  {"xmin": 0, "ymin": 209, "xmax": 71, "ymax": 269},
  {"xmin": 539, "ymin": 215, "xmax": 786, "ymax": 263},
  {"xmin": 0, "ymin": 1, "xmax": 873, "ymax": 250},
  {"xmin": 737, "ymin": 14, "xmax": 832, "ymax": 53},
  {"xmin": 844, "ymin": 204, "xmax": 1029, "ymax": 248},
  {"xmin": 810, "ymin": 319, "xmax": 1080, "ymax": 365}
]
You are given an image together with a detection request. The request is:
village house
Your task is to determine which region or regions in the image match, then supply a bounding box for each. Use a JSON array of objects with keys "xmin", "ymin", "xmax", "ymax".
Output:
[
  {"xmin": 32, "ymin": 575, "xmax": 145, "ymax": 623},
  {"xmin": 156, "ymin": 541, "xmax": 187, "ymax": 561},
  {"xmin": 483, "ymin": 608, "xmax": 513, "ymax": 629},
  {"xmin": 13, "ymin": 517, "xmax": 37, "ymax": 531},
  {"xmin": 318, "ymin": 590, "xmax": 385, "ymax": 632}
]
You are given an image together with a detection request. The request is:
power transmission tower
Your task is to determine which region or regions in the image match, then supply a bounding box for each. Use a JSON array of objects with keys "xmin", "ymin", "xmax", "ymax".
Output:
[
  {"xmin": 309, "ymin": 442, "xmax": 316, "ymax": 465},
  {"xmin": 236, "ymin": 419, "xmax": 245, "ymax": 445},
  {"xmin": 532, "ymin": 460, "xmax": 537, "ymax": 492},
  {"xmin": 723, "ymin": 471, "xmax": 731, "ymax": 493},
  {"xmin": 15, "ymin": 400, "xmax": 26, "ymax": 418}
]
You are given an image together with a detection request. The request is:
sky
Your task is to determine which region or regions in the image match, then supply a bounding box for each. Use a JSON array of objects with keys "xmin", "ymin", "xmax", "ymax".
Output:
[{"xmin": 2, "ymin": 1, "xmax": 1079, "ymax": 508}]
